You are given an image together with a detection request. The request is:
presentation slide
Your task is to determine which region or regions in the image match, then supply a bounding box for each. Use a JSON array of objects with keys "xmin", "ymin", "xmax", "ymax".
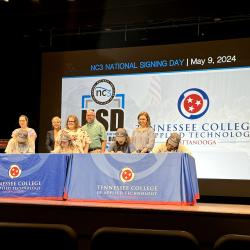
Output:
[
  {"xmin": 41, "ymin": 37, "xmax": 250, "ymax": 196},
  {"xmin": 62, "ymin": 68, "xmax": 250, "ymax": 180}
]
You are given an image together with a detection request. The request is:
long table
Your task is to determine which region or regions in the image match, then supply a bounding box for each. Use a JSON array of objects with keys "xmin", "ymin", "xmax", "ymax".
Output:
[
  {"xmin": 64, "ymin": 153, "xmax": 199, "ymax": 205},
  {"xmin": 0, "ymin": 153, "xmax": 199, "ymax": 205}
]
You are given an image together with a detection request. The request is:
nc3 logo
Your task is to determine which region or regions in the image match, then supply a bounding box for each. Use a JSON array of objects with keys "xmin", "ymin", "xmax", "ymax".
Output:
[{"xmin": 91, "ymin": 79, "xmax": 115, "ymax": 105}]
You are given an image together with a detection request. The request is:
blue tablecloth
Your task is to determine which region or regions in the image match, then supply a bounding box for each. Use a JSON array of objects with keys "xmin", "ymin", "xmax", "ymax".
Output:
[
  {"xmin": 65, "ymin": 153, "xmax": 199, "ymax": 205},
  {"xmin": 0, "ymin": 154, "xmax": 69, "ymax": 199}
]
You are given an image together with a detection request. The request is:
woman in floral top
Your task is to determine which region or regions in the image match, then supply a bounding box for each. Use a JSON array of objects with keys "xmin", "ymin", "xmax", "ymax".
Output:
[{"xmin": 53, "ymin": 114, "xmax": 91, "ymax": 153}]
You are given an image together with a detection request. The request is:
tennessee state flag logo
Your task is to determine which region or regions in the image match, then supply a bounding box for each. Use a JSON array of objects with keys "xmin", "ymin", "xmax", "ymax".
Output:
[
  {"xmin": 120, "ymin": 167, "xmax": 135, "ymax": 183},
  {"xmin": 9, "ymin": 165, "xmax": 22, "ymax": 179},
  {"xmin": 178, "ymin": 88, "xmax": 209, "ymax": 119}
]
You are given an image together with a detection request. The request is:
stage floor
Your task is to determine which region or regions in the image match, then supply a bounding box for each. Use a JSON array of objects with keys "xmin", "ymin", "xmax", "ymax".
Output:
[
  {"xmin": 1, "ymin": 198, "xmax": 250, "ymax": 215},
  {"xmin": 0, "ymin": 198, "xmax": 250, "ymax": 250}
]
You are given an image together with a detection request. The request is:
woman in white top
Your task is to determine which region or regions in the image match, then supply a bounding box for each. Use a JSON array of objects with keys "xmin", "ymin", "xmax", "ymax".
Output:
[{"xmin": 131, "ymin": 111, "xmax": 155, "ymax": 153}]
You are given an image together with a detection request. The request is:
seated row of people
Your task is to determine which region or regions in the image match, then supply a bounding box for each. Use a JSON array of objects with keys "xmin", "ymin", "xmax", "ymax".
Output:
[
  {"xmin": 109, "ymin": 128, "xmax": 191, "ymax": 155},
  {"xmin": 5, "ymin": 111, "xmax": 191, "ymax": 155}
]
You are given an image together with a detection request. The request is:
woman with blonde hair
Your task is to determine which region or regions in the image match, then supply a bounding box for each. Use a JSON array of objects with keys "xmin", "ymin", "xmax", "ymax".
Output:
[{"xmin": 45, "ymin": 116, "xmax": 61, "ymax": 152}]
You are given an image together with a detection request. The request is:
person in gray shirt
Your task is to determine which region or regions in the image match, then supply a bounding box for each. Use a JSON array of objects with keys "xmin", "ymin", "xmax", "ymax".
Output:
[{"xmin": 131, "ymin": 111, "xmax": 155, "ymax": 153}]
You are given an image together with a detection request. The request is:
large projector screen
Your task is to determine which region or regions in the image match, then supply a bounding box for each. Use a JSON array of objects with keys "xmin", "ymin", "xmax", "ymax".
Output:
[{"xmin": 40, "ymin": 37, "xmax": 250, "ymax": 198}]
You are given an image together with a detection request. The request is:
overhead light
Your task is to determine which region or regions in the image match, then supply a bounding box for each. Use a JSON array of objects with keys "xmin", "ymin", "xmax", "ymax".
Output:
[{"xmin": 214, "ymin": 17, "xmax": 222, "ymax": 22}]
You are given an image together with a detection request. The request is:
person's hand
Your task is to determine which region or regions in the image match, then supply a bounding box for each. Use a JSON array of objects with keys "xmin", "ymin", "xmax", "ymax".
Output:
[
  {"xmin": 141, "ymin": 148, "xmax": 148, "ymax": 153},
  {"xmin": 117, "ymin": 151, "xmax": 124, "ymax": 154}
]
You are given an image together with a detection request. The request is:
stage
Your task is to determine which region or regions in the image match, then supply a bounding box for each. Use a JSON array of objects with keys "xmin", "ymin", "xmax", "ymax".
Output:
[
  {"xmin": 0, "ymin": 153, "xmax": 249, "ymax": 249},
  {"xmin": 0, "ymin": 198, "xmax": 250, "ymax": 250}
]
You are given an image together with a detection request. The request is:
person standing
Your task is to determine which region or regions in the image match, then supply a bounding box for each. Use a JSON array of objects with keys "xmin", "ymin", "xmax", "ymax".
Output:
[
  {"xmin": 131, "ymin": 111, "xmax": 155, "ymax": 153},
  {"xmin": 82, "ymin": 110, "xmax": 107, "ymax": 153},
  {"xmin": 53, "ymin": 114, "xmax": 90, "ymax": 153},
  {"xmin": 45, "ymin": 116, "xmax": 61, "ymax": 152}
]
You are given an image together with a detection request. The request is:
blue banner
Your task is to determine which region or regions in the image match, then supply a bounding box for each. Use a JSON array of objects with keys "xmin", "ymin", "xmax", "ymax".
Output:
[
  {"xmin": 65, "ymin": 153, "xmax": 199, "ymax": 205},
  {"xmin": 0, "ymin": 154, "xmax": 69, "ymax": 199}
]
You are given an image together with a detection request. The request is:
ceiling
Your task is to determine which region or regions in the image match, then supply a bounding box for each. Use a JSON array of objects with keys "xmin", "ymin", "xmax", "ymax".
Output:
[
  {"xmin": 1, "ymin": 0, "xmax": 250, "ymax": 49},
  {"xmin": 0, "ymin": 0, "xmax": 250, "ymax": 136}
]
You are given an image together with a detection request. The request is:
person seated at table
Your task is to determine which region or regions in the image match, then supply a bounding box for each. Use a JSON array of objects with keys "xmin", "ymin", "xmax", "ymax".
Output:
[
  {"xmin": 53, "ymin": 114, "xmax": 90, "ymax": 153},
  {"xmin": 5, "ymin": 129, "xmax": 34, "ymax": 154},
  {"xmin": 51, "ymin": 132, "xmax": 75, "ymax": 153},
  {"xmin": 152, "ymin": 132, "xmax": 192, "ymax": 155},
  {"xmin": 109, "ymin": 128, "xmax": 136, "ymax": 153},
  {"xmin": 10, "ymin": 114, "xmax": 37, "ymax": 152},
  {"xmin": 131, "ymin": 111, "xmax": 155, "ymax": 153}
]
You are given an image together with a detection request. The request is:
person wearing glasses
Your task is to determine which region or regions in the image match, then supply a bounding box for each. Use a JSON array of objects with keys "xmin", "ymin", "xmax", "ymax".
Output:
[
  {"xmin": 53, "ymin": 114, "xmax": 90, "ymax": 153},
  {"xmin": 45, "ymin": 116, "xmax": 61, "ymax": 152},
  {"xmin": 5, "ymin": 114, "xmax": 37, "ymax": 153},
  {"xmin": 82, "ymin": 109, "xmax": 107, "ymax": 153}
]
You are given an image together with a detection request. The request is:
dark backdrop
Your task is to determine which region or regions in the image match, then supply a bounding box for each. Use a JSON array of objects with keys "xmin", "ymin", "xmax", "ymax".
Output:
[{"xmin": 0, "ymin": 0, "xmax": 250, "ymax": 204}]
